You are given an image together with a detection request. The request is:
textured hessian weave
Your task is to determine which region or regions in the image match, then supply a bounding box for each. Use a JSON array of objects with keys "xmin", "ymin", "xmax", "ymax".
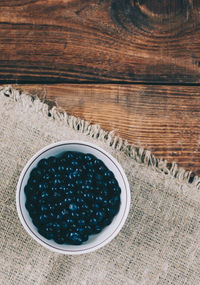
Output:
[{"xmin": 1, "ymin": 86, "xmax": 200, "ymax": 285}]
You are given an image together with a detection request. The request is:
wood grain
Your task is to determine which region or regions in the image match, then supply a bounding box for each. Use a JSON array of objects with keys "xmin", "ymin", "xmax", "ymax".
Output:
[
  {"xmin": 14, "ymin": 84, "xmax": 200, "ymax": 175},
  {"xmin": 0, "ymin": 0, "xmax": 200, "ymax": 84}
]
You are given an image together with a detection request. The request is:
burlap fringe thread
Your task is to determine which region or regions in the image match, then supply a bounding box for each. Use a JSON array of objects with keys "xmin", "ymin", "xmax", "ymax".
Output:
[{"xmin": 1, "ymin": 85, "xmax": 199, "ymax": 190}]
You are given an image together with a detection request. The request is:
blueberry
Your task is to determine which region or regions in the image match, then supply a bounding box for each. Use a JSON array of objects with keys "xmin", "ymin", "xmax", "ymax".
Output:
[
  {"xmin": 108, "ymin": 178, "xmax": 117, "ymax": 186},
  {"xmin": 68, "ymin": 232, "xmax": 82, "ymax": 245},
  {"xmin": 64, "ymin": 197, "xmax": 74, "ymax": 204},
  {"xmin": 88, "ymin": 208, "xmax": 94, "ymax": 216},
  {"xmin": 92, "ymin": 203, "xmax": 100, "ymax": 210},
  {"xmin": 38, "ymin": 198, "xmax": 48, "ymax": 205},
  {"xmin": 84, "ymin": 154, "xmax": 94, "ymax": 161},
  {"xmin": 45, "ymin": 228, "xmax": 54, "ymax": 239},
  {"xmin": 38, "ymin": 182, "xmax": 48, "ymax": 191},
  {"xmin": 81, "ymin": 234, "xmax": 89, "ymax": 242},
  {"xmin": 84, "ymin": 225, "xmax": 93, "ymax": 234},
  {"xmin": 104, "ymin": 170, "xmax": 114, "ymax": 178},
  {"xmin": 40, "ymin": 204, "xmax": 48, "ymax": 212},
  {"xmin": 86, "ymin": 173, "xmax": 93, "ymax": 180},
  {"xmin": 47, "ymin": 156, "xmax": 57, "ymax": 165},
  {"xmin": 81, "ymin": 203, "xmax": 89, "ymax": 211},
  {"xmin": 88, "ymin": 168, "xmax": 95, "ymax": 174},
  {"xmin": 66, "ymin": 218, "xmax": 74, "ymax": 225},
  {"xmin": 64, "ymin": 152, "xmax": 75, "ymax": 160},
  {"xmin": 102, "ymin": 218, "xmax": 112, "ymax": 226},
  {"xmin": 28, "ymin": 193, "xmax": 38, "ymax": 202},
  {"xmin": 89, "ymin": 217, "xmax": 98, "ymax": 226},
  {"xmin": 53, "ymin": 178, "xmax": 61, "ymax": 185},
  {"xmin": 87, "ymin": 161, "xmax": 93, "ymax": 167},
  {"xmin": 29, "ymin": 177, "xmax": 37, "ymax": 185},
  {"xmin": 106, "ymin": 207, "xmax": 117, "ymax": 217},
  {"xmin": 76, "ymin": 152, "xmax": 84, "ymax": 161},
  {"xmin": 88, "ymin": 186, "xmax": 94, "ymax": 192},
  {"xmin": 47, "ymin": 167, "xmax": 56, "ymax": 174},
  {"xmin": 42, "ymin": 173, "xmax": 51, "ymax": 181},
  {"xmin": 103, "ymin": 181, "xmax": 108, "ymax": 188},
  {"xmin": 112, "ymin": 185, "xmax": 121, "ymax": 195},
  {"xmin": 95, "ymin": 211, "xmax": 104, "ymax": 221},
  {"xmin": 46, "ymin": 222, "xmax": 54, "ymax": 229},
  {"xmin": 25, "ymin": 200, "xmax": 33, "ymax": 209},
  {"xmin": 54, "ymin": 173, "xmax": 61, "ymax": 179},
  {"xmin": 60, "ymin": 157, "xmax": 67, "ymax": 165},
  {"xmin": 68, "ymin": 173, "xmax": 73, "ymax": 180},
  {"xmin": 38, "ymin": 228, "xmax": 54, "ymax": 240},
  {"xmin": 108, "ymin": 196, "xmax": 120, "ymax": 207},
  {"xmin": 32, "ymin": 217, "xmax": 40, "ymax": 226},
  {"xmin": 75, "ymin": 179, "xmax": 83, "ymax": 186},
  {"xmin": 95, "ymin": 179, "xmax": 106, "ymax": 186},
  {"xmin": 48, "ymin": 212, "xmax": 55, "ymax": 220},
  {"xmin": 60, "ymin": 221, "xmax": 69, "ymax": 230},
  {"xmin": 57, "ymin": 165, "xmax": 65, "ymax": 172},
  {"xmin": 68, "ymin": 203, "xmax": 79, "ymax": 211},
  {"xmin": 82, "ymin": 164, "xmax": 87, "ymax": 171},
  {"xmin": 69, "ymin": 223, "xmax": 77, "ymax": 230},
  {"xmin": 76, "ymin": 197, "xmax": 85, "ymax": 204},
  {"xmin": 71, "ymin": 160, "xmax": 79, "ymax": 167},
  {"xmin": 95, "ymin": 173, "xmax": 103, "ymax": 181},
  {"xmin": 60, "ymin": 208, "xmax": 69, "ymax": 216},
  {"xmin": 93, "ymin": 225, "xmax": 102, "ymax": 234},
  {"xmin": 24, "ymin": 185, "xmax": 34, "ymax": 195},
  {"xmin": 95, "ymin": 196, "xmax": 104, "ymax": 203},
  {"xmin": 47, "ymin": 203, "xmax": 55, "ymax": 212},
  {"xmin": 86, "ymin": 178, "xmax": 93, "ymax": 185},
  {"xmin": 30, "ymin": 168, "xmax": 43, "ymax": 178},
  {"xmin": 53, "ymin": 191, "xmax": 62, "ymax": 199},
  {"xmin": 41, "ymin": 191, "xmax": 49, "ymax": 198},
  {"xmin": 71, "ymin": 212, "xmax": 80, "ymax": 219},
  {"xmin": 37, "ymin": 158, "xmax": 49, "ymax": 169},
  {"xmin": 72, "ymin": 170, "xmax": 81, "ymax": 179},
  {"xmin": 82, "ymin": 192, "xmax": 94, "ymax": 201},
  {"xmin": 59, "ymin": 185, "xmax": 67, "ymax": 192},
  {"xmin": 54, "ymin": 235, "xmax": 66, "ymax": 244},
  {"xmin": 77, "ymin": 219, "xmax": 86, "ymax": 226},
  {"xmin": 93, "ymin": 159, "xmax": 101, "ymax": 167},
  {"xmin": 81, "ymin": 185, "xmax": 91, "ymax": 191},
  {"xmin": 98, "ymin": 165, "xmax": 107, "ymax": 173},
  {"xmin": 101, "ymin": 189, "xmax": 109, "ymax": 198},
  {"xmin": 79, "ymin": 211, "xmax": 87, "ymax": 218},
  {"xmin": 39, "ymin": 214, "xmax": 48, "ymax": 224},
  {"xmin": 52, "ymin": 222, "xmax": 61, "ymax": 231},
  {"xmin": 56, "ymin": 213, "xmax": 63, "ymax": 220},
  {"xmin": 66, "ymin": 182, "xmax": 75, "ymax": 189},
  {"xmin": 76, "ymin": 227, "xmax": 85, "ymax": 234}
]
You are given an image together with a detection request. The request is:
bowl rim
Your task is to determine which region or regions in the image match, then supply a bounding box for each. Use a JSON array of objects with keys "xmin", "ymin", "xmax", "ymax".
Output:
[{"xmin": 16, "ymin": 140, "xmax": 131, "ymax": 254}]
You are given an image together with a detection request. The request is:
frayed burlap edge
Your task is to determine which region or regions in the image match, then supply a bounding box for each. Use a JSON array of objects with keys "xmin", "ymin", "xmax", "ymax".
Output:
[{"xmin": 1, "ymin": 85, "xmax": 199, "ymax": 191}]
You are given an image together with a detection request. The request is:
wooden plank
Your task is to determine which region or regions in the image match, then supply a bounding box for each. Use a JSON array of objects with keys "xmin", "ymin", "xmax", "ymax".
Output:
[
  {"xmin": 14, "ymin": 84, "xmax": 200, "ymax": 175},
  {"xmin": 0, "ymin": 0, "xmax": 200, "ymax": 84}
]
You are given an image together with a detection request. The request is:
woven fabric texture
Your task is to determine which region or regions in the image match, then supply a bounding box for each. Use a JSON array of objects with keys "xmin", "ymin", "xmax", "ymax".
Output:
[{"xmin": 1, "ymin": 86, "xmax": 200, "ymax": 285}]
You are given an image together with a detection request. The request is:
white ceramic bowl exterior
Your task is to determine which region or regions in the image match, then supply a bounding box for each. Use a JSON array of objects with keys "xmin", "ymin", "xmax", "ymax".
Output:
[{"xmin": 16, "ymin": 141, "xmax": 130, "ymax": 254}]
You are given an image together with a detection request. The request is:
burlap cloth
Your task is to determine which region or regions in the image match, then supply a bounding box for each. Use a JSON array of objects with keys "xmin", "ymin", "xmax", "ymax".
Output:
[{"xmin": 1, "ymin": 86, "xmax": 200, "ymax": 285}]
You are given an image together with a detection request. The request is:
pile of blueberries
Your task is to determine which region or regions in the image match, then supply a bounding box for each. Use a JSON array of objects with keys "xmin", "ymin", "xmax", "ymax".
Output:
[{"xmin": 25, "ymin": 151, "xmax": 121, "ymax": 245}]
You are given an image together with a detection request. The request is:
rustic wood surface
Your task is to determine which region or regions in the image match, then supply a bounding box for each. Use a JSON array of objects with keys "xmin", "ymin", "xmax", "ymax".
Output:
[
  {"xmin": 1, "ymin": 0, "xmax": 200, "ymax": 175},
  {"xmin": 14, "ymin": 84, "xmax": 200, "ymax": 176},
  {"xmin": 0, "ymin": 0, "xmax": 200, "ymax": 83}
]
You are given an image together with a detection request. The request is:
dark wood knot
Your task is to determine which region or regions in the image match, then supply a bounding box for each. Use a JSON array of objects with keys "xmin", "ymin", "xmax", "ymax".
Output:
[{"xmin": 111, "ymin": 0, "xmax": 194, "ymax": 36}]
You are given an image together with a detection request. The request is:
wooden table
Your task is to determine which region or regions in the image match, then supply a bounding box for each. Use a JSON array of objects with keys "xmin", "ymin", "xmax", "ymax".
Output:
[{"xmin": 1, "ymin": 0, "xmax": 200, "ymax": 175}]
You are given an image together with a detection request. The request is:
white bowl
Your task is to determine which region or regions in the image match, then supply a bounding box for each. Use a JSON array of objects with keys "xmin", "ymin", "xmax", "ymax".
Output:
[{"xmin": 16, "ymin": 141, "xmax": 130, "ymax": 255}]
